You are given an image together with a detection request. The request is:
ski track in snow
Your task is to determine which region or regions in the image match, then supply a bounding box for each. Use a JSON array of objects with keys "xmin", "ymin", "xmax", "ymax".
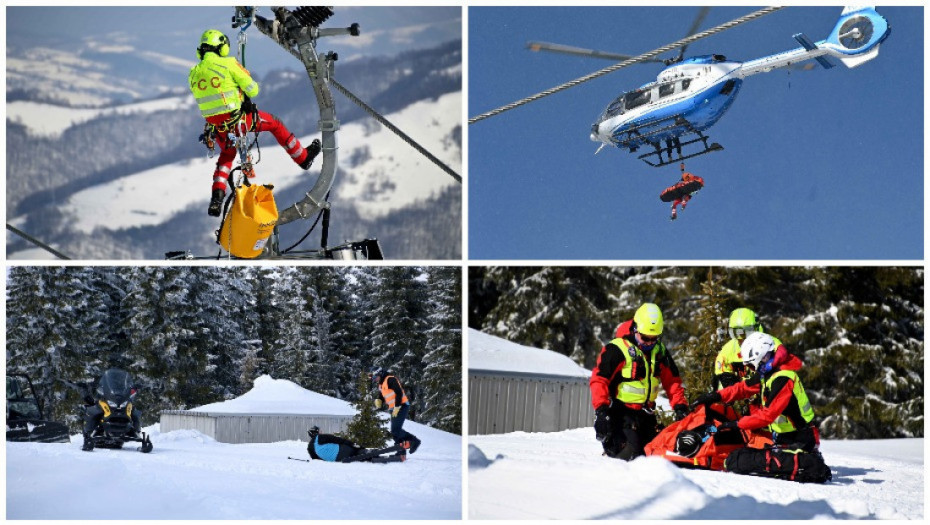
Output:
[
  {"xmin": 8, "ymin": 423, "xmax": 462, "ymax": 520},
  {"xmin": 469, "ymin": 428, "xmax": 923, "ymax": 520}
]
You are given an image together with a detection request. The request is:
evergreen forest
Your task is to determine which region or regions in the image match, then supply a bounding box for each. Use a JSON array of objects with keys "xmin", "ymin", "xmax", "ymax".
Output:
[
  {"xmin": 469, "ymin": 266, "xmax": 923, "ymax": 439},
  {"xmin": 7, "ymin": 266, "xmax": 462, "ymax": 434}
]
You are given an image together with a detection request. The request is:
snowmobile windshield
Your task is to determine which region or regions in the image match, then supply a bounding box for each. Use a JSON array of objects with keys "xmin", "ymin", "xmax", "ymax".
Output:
[
  {"xmin": 97, "ymin": 369, "xmax": 133, "ymax": 406},
  {"xmin": 7, "ymin": 376, "xmax": 41, "ymax": 420}
]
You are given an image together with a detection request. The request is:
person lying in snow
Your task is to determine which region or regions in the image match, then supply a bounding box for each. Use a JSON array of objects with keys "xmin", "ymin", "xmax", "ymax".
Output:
[{"xmin": 306, "ymin": 427, "xmax": 407, "ymax": 463}]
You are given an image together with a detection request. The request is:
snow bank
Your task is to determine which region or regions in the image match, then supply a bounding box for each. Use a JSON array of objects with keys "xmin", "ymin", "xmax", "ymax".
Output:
[
  {"xmin": 469, "ymin": 428, "xmax": 923, "ymax": 520},
  {"xmin": 192, "ymin": 375, "xmax": 355, "ymax": 415},
  {"xmin": 7, "ymin": 377, "xmax": 463, "ymax": 520},
  {"xmin": 469, "ymin": 329, "xmax": 589, "ymax": 378}
]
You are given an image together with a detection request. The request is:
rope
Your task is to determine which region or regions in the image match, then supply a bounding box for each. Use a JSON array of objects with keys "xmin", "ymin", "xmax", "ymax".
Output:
[
  {"xmin": 469, "ymin": 6, "xmax": 784, "ymax": 124},
  {"xmin": 6, "ymin": 224, "xmax": 71, "ymax": 259},
  {"xmin": 330, "ymin": 78, "xmax": 462, "ymax": 183}
]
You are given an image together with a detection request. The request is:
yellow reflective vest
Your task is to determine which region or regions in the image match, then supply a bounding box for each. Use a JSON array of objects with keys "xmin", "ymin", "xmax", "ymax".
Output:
[
  {"xmin": 610, "ymin": 337, "xmax": 662, "ymax": 405},
  {"xmin": 188, "ymin": 52, "xmax": 260, "ymax": 121},
  {"xmin": 763, "ymin": 369, "xmax": 815, "ymax": 433}
]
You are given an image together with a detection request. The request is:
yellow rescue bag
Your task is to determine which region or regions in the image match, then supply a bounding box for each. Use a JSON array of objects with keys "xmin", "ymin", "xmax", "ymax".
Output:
[{"xmin": 217, "ymin": 184, "xmax": 278, "ymax": 258}]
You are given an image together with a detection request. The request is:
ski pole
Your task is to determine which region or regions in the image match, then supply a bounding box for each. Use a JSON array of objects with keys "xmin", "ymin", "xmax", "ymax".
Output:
[{"xmin": 288, "ymin": 456, "xmax": 310, "ymax": 462}]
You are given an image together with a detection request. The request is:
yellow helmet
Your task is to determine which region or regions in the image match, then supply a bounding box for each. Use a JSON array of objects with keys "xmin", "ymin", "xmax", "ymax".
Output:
[
  {"xmin": 633, "ymin": 303, "xmax": 663, "ymax": 336},
  {"xmin": 198, "ymin": 29, "xmax": 230, "ymax": 58},
  {"xmin": 728, "ymin": 307, "xmax": 760, "ymax": 340}
]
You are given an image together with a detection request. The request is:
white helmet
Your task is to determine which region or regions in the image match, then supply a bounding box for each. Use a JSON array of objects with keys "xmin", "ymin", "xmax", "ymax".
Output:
[{"xmin": 741, "ymin": 332, "xmax": 776, "ymax": 371}]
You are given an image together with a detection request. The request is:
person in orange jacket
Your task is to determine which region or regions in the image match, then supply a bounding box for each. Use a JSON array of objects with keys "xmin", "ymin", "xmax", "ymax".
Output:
[{"xmin": 371, "ymin": 367, "xmax": 421, "ymax": 454}]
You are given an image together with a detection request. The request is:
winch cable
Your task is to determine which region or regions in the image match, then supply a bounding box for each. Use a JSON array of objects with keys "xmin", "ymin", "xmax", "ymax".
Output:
[{"xmin": 469, "ymin": 6, "xmax": 784, "ymax": 124}]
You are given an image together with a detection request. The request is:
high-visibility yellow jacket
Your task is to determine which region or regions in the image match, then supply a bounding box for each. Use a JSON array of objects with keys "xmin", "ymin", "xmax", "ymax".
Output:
[{"xmin": 189, "ymin": 52, "xmax": 259, "ymax": 125}]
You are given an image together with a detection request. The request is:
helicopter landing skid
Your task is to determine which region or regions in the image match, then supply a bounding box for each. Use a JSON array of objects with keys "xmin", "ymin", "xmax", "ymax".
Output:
[{"xmin": 639, "ymin": 137, "xmax": 723, "ymax": 168}]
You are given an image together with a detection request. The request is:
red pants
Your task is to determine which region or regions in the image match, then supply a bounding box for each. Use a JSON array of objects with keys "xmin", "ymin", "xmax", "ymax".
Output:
[{"xmin": 210, "ymin": 110, "xmax": 309, "ymax": 192}]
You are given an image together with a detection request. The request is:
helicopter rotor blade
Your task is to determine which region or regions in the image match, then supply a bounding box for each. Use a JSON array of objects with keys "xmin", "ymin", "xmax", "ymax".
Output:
[
  {"xmin": 526, "ymin": 41, "xmax": 668, "ymax": 63},
  {"xmin": 672, "ymin": 7, "xmax": 712, "ymax": 63}
]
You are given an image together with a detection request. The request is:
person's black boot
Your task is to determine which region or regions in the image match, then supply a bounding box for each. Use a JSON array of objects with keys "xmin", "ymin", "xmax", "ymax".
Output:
[
  {"xmin": 409, "ymin": 435, "xmax": 421, "ymax": 454},
  {"xmin": 81, "ymin": 433, "xmax": 95, "ymax": 452},
  {"xmin": 299, "ymin": 139, "xmax": 322, "ymax": 170},
  {"xmin": 208, "ymin": 189, "xmax": 225, "ymax": 217}
]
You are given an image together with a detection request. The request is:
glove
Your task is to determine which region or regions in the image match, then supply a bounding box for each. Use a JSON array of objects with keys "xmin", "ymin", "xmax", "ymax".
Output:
[
  {"xmin": 594, "ymin": 407, "xmax": 611, "ymax": 442},
  {"xmin": 392, "ymin": 406, "xmax": 401, "ymax": 417},
  {"xmin": 691, "ymin": 391, "xmax": 721, "ymax": 409},
  {"xmin": 673, "ymin": 404, "xmax": 689, "ymax": 421},
  {"xmin": 718, "ymin": 420, "xmax": 739, "ymax": 431},
  {"xmin": 374, "ymin": 399, "xmax": 382, "ymax": 410},
  {"xmin": 241, "ymin": 96, "xmax": 257, "ymax": 115}
]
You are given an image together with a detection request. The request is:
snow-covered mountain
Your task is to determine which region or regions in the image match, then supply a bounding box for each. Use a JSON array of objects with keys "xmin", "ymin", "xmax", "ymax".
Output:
[
  {"xmin": 7, "ymin": 375, "xmax": 462, "ymax": 520},
  {"xmin": 7, "ymin": 43, "xmax": 192, "ymax": 107},
  {"xmin": 469, "ymin": 430, "xmax": 923, "ymax": 519},
  {"xmin": 7, "ymin": 40, "xmax": 462, "ymax": 259}
]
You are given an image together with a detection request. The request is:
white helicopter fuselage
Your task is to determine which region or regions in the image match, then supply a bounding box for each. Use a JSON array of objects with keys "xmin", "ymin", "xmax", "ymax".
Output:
[{"xmin": 589, "ymin": 5, "xmax": 890, "ymax": 160}]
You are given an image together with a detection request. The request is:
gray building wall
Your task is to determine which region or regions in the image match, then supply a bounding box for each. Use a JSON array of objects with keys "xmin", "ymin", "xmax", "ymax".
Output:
[
  {"xmin": 160, "ymin": 411, "xmax": 353, "ymax": 444},
  {"xmin": 468, "ymin": 371, "xmax": 593, "ymax": 435}
]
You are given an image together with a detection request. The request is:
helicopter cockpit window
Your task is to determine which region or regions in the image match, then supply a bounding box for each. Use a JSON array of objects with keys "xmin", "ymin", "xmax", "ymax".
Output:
[
  {"xmin": 624, "ymin": 89, "xmax": 651, "ymax": 110},
  {"xmin": 681, "ymin": 79, "xmax": 692, "ymax": 91},
  {"xmin": 603, "ymin": 94, "xmax": 626, "ymax": 119},
  {"xmin": 658, "ymin": 83, "xmax": 676, "ymax": 98}
]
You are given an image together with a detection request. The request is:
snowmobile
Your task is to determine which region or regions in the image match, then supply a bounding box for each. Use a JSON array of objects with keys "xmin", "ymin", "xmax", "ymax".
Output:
[
  {"xmin": 82, "ymin": 369, "xmax": 153, "ymax": 453},
  {"xmin": 644, "ymin": 402, "xmax": 771, "ymax": 470},
  {"xmin": 6, "ymin": 374, "xmax": 70, "ymax": 443}
]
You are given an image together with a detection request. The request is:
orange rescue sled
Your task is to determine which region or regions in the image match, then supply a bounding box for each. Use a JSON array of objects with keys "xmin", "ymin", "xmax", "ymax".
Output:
[{"xmin": 645, "ymin": 403, "xmax": 772, "ymax": 471}]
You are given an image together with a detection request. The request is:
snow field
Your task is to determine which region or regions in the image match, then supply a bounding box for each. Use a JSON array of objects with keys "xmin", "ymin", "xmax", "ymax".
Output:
[
  {"xmin": 8, "ymin": 420, "xmax": 461, "ymax": 520},
  {"xmin": 13, "ymin": 91, "xmax": 461, "ymax": 241},
  {"xmin": 469, "ymin": 428, "xmax": 923, "ymax": 520},
  {"xmin": 7, "ymin": 377, "xmax": 462, "ymax": 520}
]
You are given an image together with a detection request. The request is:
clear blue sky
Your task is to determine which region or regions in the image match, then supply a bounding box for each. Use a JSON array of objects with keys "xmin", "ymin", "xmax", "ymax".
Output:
[{"xmin": 469, "ymin": 7, "xmax": 922, "ymax": 260}]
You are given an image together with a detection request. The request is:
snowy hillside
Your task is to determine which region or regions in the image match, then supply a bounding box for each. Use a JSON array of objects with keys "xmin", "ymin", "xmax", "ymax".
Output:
[
  {"xmin": 6, "ymin": 45, "xmax": 189, "ymax": 107},
  {"xmin": 7, "ymin": 96, "xmax": 190, "ymax": 138},
  {"xmin": 469, "ymin": 429, "xmax": 923, "ymax": 520},
  {"xmin": 7, "ymin": 375, "xmax": 462, "ymax": 520},
  {"xmin": 7, "ymin": 91, "xmax": 461, "ymax": 259}
]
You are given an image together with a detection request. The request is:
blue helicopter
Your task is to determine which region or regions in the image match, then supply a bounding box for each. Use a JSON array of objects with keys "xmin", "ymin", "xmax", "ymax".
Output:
[{"xmin": 528, "ymin": 6, "xmax": 890, "ymax": 167}]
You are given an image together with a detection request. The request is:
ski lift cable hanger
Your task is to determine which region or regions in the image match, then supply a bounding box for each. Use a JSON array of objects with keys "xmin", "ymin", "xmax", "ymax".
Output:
[
  {"xmin": 468, "ymin": 6, "xmax": 784, "ymax": 124},
  {"xmin": 244, "ymin": 8, "xmax": 462, "ymax": 184}
]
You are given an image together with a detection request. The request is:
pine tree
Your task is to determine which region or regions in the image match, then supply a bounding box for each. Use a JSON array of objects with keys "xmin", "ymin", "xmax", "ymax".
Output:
[
  {"xmin": 421, "ymin": 267, "xmax": 462, "ymax": 433},
  {"xmin": 677, "ymin": 268, "xmax": 731, "ymax": 397},
  {"xmin": 340, "ymin": 372, "xmax": 390, "ymax": 447}
]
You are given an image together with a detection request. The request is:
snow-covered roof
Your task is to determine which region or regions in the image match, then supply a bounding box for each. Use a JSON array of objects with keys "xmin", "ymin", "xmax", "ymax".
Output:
[
  {"xmin": 192, "ymin": 375, "xmax": 355, "ymax": 416},
  {"xmin": 468, "ymin": 329, "xmax": 590, "ymax": 378}
]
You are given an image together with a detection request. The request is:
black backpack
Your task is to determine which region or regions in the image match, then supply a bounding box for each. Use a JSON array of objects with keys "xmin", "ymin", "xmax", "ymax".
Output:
[{"xmin": 724, "ymin": 446, "xmax": 833, "ymax": 484}]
